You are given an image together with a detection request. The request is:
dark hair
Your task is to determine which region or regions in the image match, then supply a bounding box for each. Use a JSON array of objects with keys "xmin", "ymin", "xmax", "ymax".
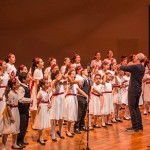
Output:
[
  {"xmin": 5, "ymin": 53, "xmax": 15, "ymax": 63},
  {"xmin": 31, "ymin": 57, "xmax": 40, "ymax": 75},
  {"xmin": 129, "ymin": 54, "xmax": 135, "ymax": 61},
  {"xmin": 47, "ymin": 57, "xmax": 56, "ymax": 66},
  {"xmin": 94, "ymin": 52, "xmax": 100, "ymax": 59},
  {"xmin": 51, "ymin": 64, "xmax": 59, "ymax": 72},
  {"xmin": 16, "ymin": 64, "xmax": 26, "ymax": 76},
  {"xmin": 51, "ymin": 70, "xmax": 60, "ymax": 80},
  {"xmin": 7, "ymin": 78, "xmax": 17, "ymax": 89},
  {"xmin": 94, "ymin": 74, "xmax": 101, "ymax": 78},
  {"xmin": 71, "ymin": 54, "xmax": 80, "ymax": 63},
  {"xmin": 68, "ymin": 70, "xmax": 75, "ymax": 76},
  {"xmin": 18, "ymin": 72, "xmax": 28, "ymax": 83}
]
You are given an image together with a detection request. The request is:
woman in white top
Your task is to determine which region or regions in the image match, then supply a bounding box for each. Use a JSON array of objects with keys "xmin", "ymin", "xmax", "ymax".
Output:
[
  {"xmin": 2, "ymin": 78, "xmax": 21, "ymax": 150},
  {"xmin": 72, "ymin": 54, "xmax": 82, "ymax": 69},
  {"xmin": 0, "ymin": 60, "xmax": 9, "ymax": 134},
  {"xmin": 5, "ymin": 53, "xmax": 17, "ymax": 77},
  {"xmin": 30, "ymin": 58, "xmax": 44, "ymax": 126}
]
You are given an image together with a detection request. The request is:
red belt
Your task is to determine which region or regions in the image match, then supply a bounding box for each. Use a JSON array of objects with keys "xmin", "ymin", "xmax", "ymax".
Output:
[
  {"xmin": 50, "ymin": 92, "xmax": 64, "ymax": 100},
  {"xmin": 40, "ymin": 101, "xmax": 49, "ymax": 104},
  {"xmin": 146, "ymin": 82, "xmax": 150, "ymax": 84},
  {"xmin": 103, "ymin": 91, "xmax": 112, "ymax": 93},
  {"xmin": 91, "ymin": 92, "xmax": 100, "ymax": 97},
  {"xmin": 65, "ymin": 93, "xmax": 76, "ymax": 97},
  {"xmin": 0, "ymin": 86, "xmax": 6, "ymax": 88},
  {"xmin": 7, "ymin": 104, "xmax": 18, "ymax": 108}
]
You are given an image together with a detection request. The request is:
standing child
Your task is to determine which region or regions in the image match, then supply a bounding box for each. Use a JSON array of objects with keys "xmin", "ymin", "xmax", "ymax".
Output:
[
  {"xmin": 2, "ymin": 78, "xmax": 22, "ymax": 150},
  {"xmin": 33, "ymin": 79, "xmax": 51, "ymax": 145}
]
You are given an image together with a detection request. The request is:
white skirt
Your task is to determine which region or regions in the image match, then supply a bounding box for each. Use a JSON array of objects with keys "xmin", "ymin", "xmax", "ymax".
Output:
[
  {"xmin": 2, "ymin": 107, "xmax": 20, "ymax": 134},
  {"xmin": 101, "ymin": 93, "xmax": 114, "ymax": 115},
  {"xmin": 89, "ymin": 95, "xmax": 103, "ymax": 115},
  {"xmin": 65, "ymin": 95, "xmax": 78, "ymax": 122},
  {"xmin": 50, "ymin": 94, "xmax": 65, "ymax": 120},
  {"xmin": 0, "ymin": 100, "xmax": 6, "ymax": 133},
  {"xmin": 121, "ymin": 89, "xmax": 128, "ymax": 105},
  {"xmin": 113, "ymin": 92, "xmax": 122, "ymax": 104},
  {"xmin": 33, "ymin": 104, "xmax": 51, "ymax": 129}
]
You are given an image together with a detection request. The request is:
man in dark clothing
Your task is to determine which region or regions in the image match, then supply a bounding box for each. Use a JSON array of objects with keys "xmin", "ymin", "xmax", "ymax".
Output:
[
  {"xmin": 74, "ymin": 69, "xmax": 91, "ymax": 134},
  {"xmin": 17, "ymin": 73, "xmax": 31, "ymax": 147},
  {"xmin": 120, "ymin": 53, "xmax": 145, "ymax": 132}
]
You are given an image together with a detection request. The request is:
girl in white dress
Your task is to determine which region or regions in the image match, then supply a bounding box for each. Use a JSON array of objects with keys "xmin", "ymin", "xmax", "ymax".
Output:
[
  {"xmin": 143, "ymin": 65, "xmax": 150, "ymax": 114},
  {"xmin": 0, "ymin": 60, "xmax": 9, "ymax": 134},
  {"xmin": 33, "ymin": 79, "xmax": 51, "ymax": 145},
  {"xmin": 72, "ymin": 54, "xmax": 82, "ymax": 68},
  {"xmin": 5, "ymin": 53, "xmax": 17, "ymax": 78},
  {"xmin": 30, "ymin": 58, "xmax": 44, "ymax": 126},
  {"xmin": 112, "ymin": 70, "xmax": 123, "ymax": 122},
  {"xmin": 89, "ymin": 74, "xmax": 104, "ymax": 128},
  {"xmin": 121, "ymin": 72, "xmax": 130, "ymax": 120},
  {"xmin": 50, "ymin": 70, "xmax": 66, "ymax": 141},
  {"xmin": 65, "ymin": 70, "xmax": 88, "ymax": 137},
  {"xmin": 98, "ymin": 61, "xmax": 109, "ymax": 78},
  {"xmin": 102, "ymin": 72, "xmax": 114, "ymax": 126},
  {"xmin": 2, "ymin": 78, "xmax": 21, "ymax": 150}
]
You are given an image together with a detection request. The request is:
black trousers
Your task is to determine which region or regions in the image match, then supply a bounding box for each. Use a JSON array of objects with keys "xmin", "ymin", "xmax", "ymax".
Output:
[
  {"xmin": 17, "ymin": 111, "xmax": 29, "ymax": 143},
  {"xmin": 74, "ymin": 96, "xmax": 87, "ymax": 129},
  {"xmin": 128, "ymin": 92, "xmax": 143, "ymax": 129}
]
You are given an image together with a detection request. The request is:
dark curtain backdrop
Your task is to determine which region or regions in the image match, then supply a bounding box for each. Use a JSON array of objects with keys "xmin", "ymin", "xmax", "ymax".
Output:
[{"xmin": 0, "ymin": 0, "xmax": 149, "ymax": 68}]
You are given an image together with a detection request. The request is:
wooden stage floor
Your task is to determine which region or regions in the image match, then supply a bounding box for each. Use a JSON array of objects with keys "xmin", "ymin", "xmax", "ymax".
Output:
[{"xmin": 1, "ymin": 107, "xmax": 150, "ymax": 150}]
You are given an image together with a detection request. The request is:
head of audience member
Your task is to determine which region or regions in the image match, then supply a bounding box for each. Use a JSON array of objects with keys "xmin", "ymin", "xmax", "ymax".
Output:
[
  {"xmin": 5, "ymin": 53, "xmax": 16, "ymax": 64},
  {"xmin": 48, "ymin": 57, "xmax": 56, "ymax": 67}
]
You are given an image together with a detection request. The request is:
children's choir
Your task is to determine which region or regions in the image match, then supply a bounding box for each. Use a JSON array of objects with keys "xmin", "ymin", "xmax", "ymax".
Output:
[{"xmin": 0, "ymin": 51, "xmax": 148, "ymax": 149}]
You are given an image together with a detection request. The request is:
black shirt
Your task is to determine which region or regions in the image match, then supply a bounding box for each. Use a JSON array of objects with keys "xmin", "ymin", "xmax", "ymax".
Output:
[{"xmin": 120, "ymin": 64, "xmax": 145, "ymax": 94}]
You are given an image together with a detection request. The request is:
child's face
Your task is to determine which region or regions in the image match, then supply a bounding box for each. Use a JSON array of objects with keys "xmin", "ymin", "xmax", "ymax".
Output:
[
  {"xmin": 107, "ymin": 74, "xmax": 112, "ymax": 81},
  {"xmin": 37, "ymin": 59, "xmax": 44, "ymax": 69},
  {"xmin": 9, "ymin": 54, "xmax": 16, "ymax": 64},
  {"xmin": 22, "ymin": 66, "xmax": 28, "ymax": 73},
  {"xmin": 2, "ymin": 61, "xmax": 7, "ymax": 71},
  {"xmin": 14, "ymin": 80, "xmax": 20, "ymax": 89},
  {"xmin": 95, "ymin": 53, "xmax": 101, "ymax": 60},
  {"xmin": 51, "ymin": 59, "xmax": 56, "ymax": 66},
  {"xmin": 65, "ymin": 59, "xmax": 70, "ymax": 65},
  {"xmin": 70, "ymin": 71, "xmax": 76, "ymax": 80},
  {"xmin": 94, "ymin": 75, "xmax": 101, "ymax": 84},
  {"xmin": 24, "ymin": 74, "xmax": 30, "ymax": 84},
  {"xmin": 75, "ymin": 55, "xmax": 81, "ymax": 63},
  {"xmin": 43, "ymin": 80, "xmax": 49, "ymax": 89}
]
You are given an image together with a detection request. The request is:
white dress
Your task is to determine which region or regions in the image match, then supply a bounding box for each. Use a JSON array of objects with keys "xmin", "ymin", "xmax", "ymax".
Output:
[
  {"xmin": 89, "ymin": 83, "xmax": 104, "ymax": 115},
  {"xmin": 33, "ymin": 90, "xmax": 51, "ymax": 129},
  {"xmin": 65, "ymin": 84, "xmax": 79, "ymax": 122},
  {"xmin": 0, "ymin": 72, "xmax": 9, "ymax": 133},
  {"xmin": 143, "ymin": 73, "xmax": 150, "ymax": 102},
  {"xmin": 30, "ymin": 69, "xmax": 43, "ymax": 111},
  {"xmin": 112, "ymin": 76, "xmax": 122, "ymax": 104},
  {"xmin": 44, "ymin": 67, "xmax": 52, "ymax": 82},
  {"xmin": 121, "ymin": 76, "xmax": 130, "ymax": 105},
  {"xmin": 6, "ymin": 63, "xmax": 17, "ymax": 76},
  {"xmin": 50, "ymin": 83, "xmax": 65, "ymax": 120},
  {"xmin": 2, "ymin": 90, "xmax": 20, "ymax": 134},
  {"xmin": 102, "ymin": 82, "xmax": 114, "ymax": 115}
]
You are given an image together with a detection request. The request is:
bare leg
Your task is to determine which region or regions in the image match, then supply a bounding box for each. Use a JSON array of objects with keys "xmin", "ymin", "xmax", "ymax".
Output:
[
  {"xmin": 2, "ymin": 134, "xmax": 8, "ymax": 150},
  {"xmin": 30, "ymin": 110, "xmax": 37, "ymax": 125},
  {"xmin": 51, "ymin": 120, "xmax": 56, "ymax": 139},
  {"xmin": 12, "ymin": 134, "xmax": 20, "ymax": 148}
]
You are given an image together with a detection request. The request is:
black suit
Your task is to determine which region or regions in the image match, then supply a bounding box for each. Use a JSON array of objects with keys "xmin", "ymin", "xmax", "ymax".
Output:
[{"xmin": 74, "ymin": 78, "xmax": 91, "ymax": 129}]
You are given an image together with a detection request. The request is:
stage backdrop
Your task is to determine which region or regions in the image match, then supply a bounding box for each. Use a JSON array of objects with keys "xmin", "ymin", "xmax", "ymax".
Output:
[{"xmin": 0, "ymin": 0, "xmax": 149, "ymax": 68}]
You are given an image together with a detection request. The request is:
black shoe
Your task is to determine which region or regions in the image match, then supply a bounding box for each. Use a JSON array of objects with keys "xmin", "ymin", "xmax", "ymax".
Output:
[
  {"xmin": 137, "ymin": 127, "xmax": 143, "ymax": 131},
  {"xmin": 126, "ymin": 127, "xmax": 139, "ymax": 132},
  {"xmin": 17, "ymin": 143, "xmax": 26, "ymax": 148},
  {"xmin": 74, "ymin": 128, "xmax": 81, "ymax": 134},
  {"xmin": 52, "ymin": 138, "xmax": 57, "ymax": 142},
  {"xmin": 93, "ymin": 124, "xmax": 101, "ymax": 128},
  {"xmin": 56, "ymin": 131, "xmax": 65, "ymax": 139},
  {"xmin": 116, "ymin": 118, "xmax": 123, "ymax": 122},
  {"xmin": 22, "ymin": 141, "xmax": 29, "ymax": 145},
  {"xmin": 80, "ymin": 127, "xmax": 88, "ymax": 131},
  {"xmin": 105, "ymin": 123, "xmax": 113, "ymax": 126}
]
